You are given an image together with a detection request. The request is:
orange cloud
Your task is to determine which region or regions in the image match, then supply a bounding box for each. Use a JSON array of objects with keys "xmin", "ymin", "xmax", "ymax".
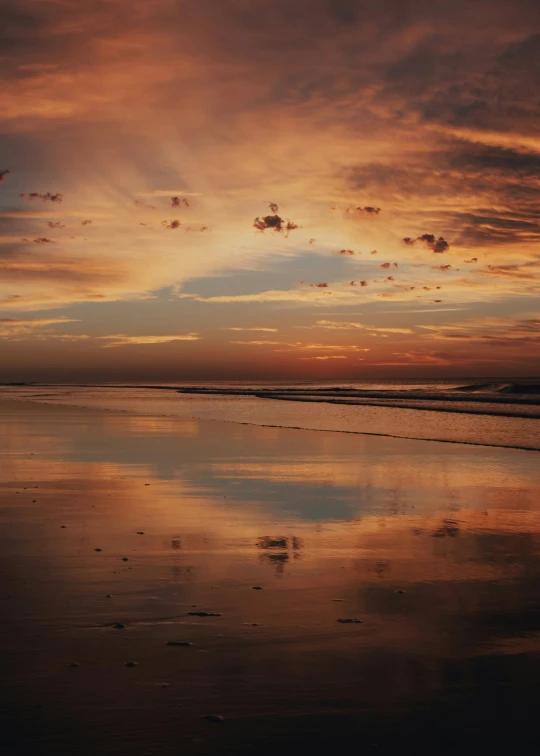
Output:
[{"xmin": 99, "ymin": 334, "xmax": 200, "ymax": 348}]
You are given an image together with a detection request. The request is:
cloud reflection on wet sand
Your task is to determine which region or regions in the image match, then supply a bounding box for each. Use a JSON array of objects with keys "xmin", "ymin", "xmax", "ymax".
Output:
[{"xmin": 1, "ymin": 399, "xmax": 539, "ymax": 755}]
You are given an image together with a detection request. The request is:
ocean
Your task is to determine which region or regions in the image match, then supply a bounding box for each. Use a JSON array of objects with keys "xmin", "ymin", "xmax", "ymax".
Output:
[{"xmin": 1, "ymin": 378, "xmax": 539, "ymax": 451}]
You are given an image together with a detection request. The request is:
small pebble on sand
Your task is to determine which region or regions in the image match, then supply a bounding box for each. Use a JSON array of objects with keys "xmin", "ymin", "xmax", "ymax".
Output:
[
  {"xmin": 136, "ymin": 532, "xmax": 144, "ymax": 535},
  {"xmin": 113, "ymin": 623, "xmax": 126, "ymax": 629},
  {"xmin": 188, "ymin": 611, "xmax": 222, "ymax": 617},
  {"xmin": 337, "ymin": 618, "xmax": 363, "ymax": 624},
  {"xmin": 252, "ymin": 586, "xmax": 263, "ymax": 590},
  {"xmin": 203, "ymin": 714, "xmax": 224, "ymax": 723},
  {"xmin": 60, "ymin": 525, "xmax": 66, "ymax": 528},
  {"xmin": 106, "ymin": 594, "xmax": 113, "ymax": 598},
  {"xmin": 66, "ymin": 662, "xmax": 79, "ymax": 668},
  {"xmin": 166, "ymin": 641, "xmax": 193, "ymax": 647},
  {"xmin": 121, "ymin": 557, "xmax": 129, "ymax": 561},
  {"xmin": 125, "ymin": 661, "xmax": 138, "ymax": 667},
  {"xmin": 94, "ymin": 548, "xmax": 102, "ymax": 552}
]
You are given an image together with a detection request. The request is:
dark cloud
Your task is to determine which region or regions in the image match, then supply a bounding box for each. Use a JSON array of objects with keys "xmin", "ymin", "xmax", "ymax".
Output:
[
  {"xmin": 0, "ymin": 2, "xmax": 71, "ymax": 68},
  {"xmin": 432, "ymin": 264, "xmax": 452, "ymax": 271},
  {"xmin": 134, "ymin": 199, "xmax": 156, "ymax": 209},
  {"xmin": 172, "ymin": 196, "xmax": 190, "ymax": 208},
  {"xmin": 81, "ymin": 219, "xmax": 92, "ymax": 226},
  {"xmin": 380, "ymin": 262, "xmax": 390, "ymax": 269},
  {"xmin": 350, "ymin": 143, "xmax": 540, "ymax": 200},
  {"xmin": 449, "ymin": 142, "xmax": 540, "ymax": 177},
  {"xmin": 350, "ymin": 205, "xmax": 381, "ymax": 215},
  {"xmin": 327, "ymin": 0, "xmax": 359, "ymax": 25},
  {"xmin": 359, "ymin": 280, "xmax": 368, "ymax": 286},
  {"xmin": 309, "ymin": 238, "xmax": 316, "ymax": 244},
  {"xmin": 449, "ymin": 211, "xmax": 540, "ymax": 246},
  {"xmin": 337, "ymin": 249, "xmax": 354, "ymax": 255},
  {"xmin": 47, "ymin": 221, "xmax": 65, "ymax": 229},
  {"xmin": 33, "ymin": 237, "xmax": 54, "ymax": 243},
  {"xmin": 254, "ymin": 214, "xmax": 282, "ymax": 231},
  {"xmin": 185, "ymin": 225, "xmax": 209, "ymax": 232},
  {"xmin": 253, "ymin": 211, "xmax": 300, "ymax": 235},
  {"xmin": 20, "ymin": 192, "xmax": 62, "ymax": 203},
  {"xmin": 379, "ymin": 26, "xmax": 540, "ymax": 138},
  {"xmin": 0, "ymin": 169, "xmax": 10, "ymax": 182},
  {"xmin": 403, "ymin": 233, "xmax": 450, "ymax": 253},
  {"xmin": 162, "ymin": 219, "xmax": 181, "ymax": 229},
  {"xmin": 310, "ymin": 282, "xmax": 329, "ymax": 288},
  {"xmin": 269, "ymin": 202, "xmax": 279, "ymax": 214},
  {"xmin": 418, "ymin": 233, "xmax": 450, "ymax": 253}
]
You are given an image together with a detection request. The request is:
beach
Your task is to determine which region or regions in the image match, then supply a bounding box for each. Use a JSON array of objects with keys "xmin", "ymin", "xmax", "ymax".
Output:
[
  {"xmin": 3, "ymin": 0, "xmax": 540, "ymax": 751},
  {"xmin": 1, "ymin": 396, "xmax": 539, "ymax": 755}
]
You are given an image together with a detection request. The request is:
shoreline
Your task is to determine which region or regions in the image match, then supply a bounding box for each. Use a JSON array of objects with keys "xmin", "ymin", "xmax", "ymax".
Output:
[{"xmin": 1, "ymin": 394, "xmax": 539, "ymax": 454}]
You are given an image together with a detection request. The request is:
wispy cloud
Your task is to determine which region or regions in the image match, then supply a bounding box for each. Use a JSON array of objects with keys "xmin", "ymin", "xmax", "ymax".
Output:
[
  {"xmin": 0, "ymin": 317, "xmax": 80, "ymax": 339},
  {"xmin": 419, "ymin": 315, "xmax": 540, "ymax": 347},
  {"xmin": 300, "ymin": 320, "xmax": 414, "ymax": 334},
  {"xmin": 299, "ymin": 355, "xmax": 347, "ymax": 360},
  {"xmin": 223, "ymin": 327, "xmax": 278, "ymax": 332},
  {"xmin": 99, "ymin": 334, "xmax": 200, "ymax": 348}
]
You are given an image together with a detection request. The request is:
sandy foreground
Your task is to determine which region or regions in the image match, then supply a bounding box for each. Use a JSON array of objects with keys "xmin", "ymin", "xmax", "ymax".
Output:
[{"xmin": 1, "ymin": 398, "xmax": 540, "ymax": 755}]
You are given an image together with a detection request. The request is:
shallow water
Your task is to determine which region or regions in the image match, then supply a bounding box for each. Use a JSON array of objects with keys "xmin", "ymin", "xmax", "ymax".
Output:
[
  {"xmin": 1, "ymin": 399, "xmax": 539, "ymax": 755},
  {"xmin": 2, "ymin": 384, "xmax": 540, "ymax": 450}
]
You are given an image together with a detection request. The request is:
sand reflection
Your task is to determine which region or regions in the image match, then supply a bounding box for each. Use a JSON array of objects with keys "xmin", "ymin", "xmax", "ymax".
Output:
[{"xmin": 1, "ymin": 399, "xmax": 540, "ymax": 755}]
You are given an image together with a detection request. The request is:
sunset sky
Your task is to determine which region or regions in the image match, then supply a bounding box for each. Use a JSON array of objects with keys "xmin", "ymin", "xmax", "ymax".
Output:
[{"xmin": 1, "ymin": 0, "xmax": 540, "ymax": 381}]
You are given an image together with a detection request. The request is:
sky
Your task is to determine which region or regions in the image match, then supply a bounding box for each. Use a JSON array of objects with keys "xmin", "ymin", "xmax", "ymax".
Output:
[{"xmin": 1, "ymin": 0, "xmax": 540, "ymax": 382}]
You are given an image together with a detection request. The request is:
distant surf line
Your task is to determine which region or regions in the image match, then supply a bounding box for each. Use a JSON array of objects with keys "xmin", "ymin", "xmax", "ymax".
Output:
[{"xmin": 243, "ymin": 393, "xmax": 540, "ymax": 420}]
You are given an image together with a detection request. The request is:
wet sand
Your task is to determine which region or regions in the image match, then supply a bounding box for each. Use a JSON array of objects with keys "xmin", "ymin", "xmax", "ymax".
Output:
[{"xmin": 1, "ymin": 399, "xmax": 540, "ymax": 755}]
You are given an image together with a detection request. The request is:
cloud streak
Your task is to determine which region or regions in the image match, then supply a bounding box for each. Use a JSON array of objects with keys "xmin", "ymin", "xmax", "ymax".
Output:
[
  {"xmin": 99, "ymin": 334, "xmax": 200, "ymax": 348},
  {"xmin": 20, "ymin": 192, "xmax": 62, "ymax": 203}
]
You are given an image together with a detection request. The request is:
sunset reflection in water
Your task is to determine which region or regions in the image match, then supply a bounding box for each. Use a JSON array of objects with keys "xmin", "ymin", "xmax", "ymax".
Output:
[{"xmin": 1, "ymin": 399, "xmax": 539, "ymax": 755}]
